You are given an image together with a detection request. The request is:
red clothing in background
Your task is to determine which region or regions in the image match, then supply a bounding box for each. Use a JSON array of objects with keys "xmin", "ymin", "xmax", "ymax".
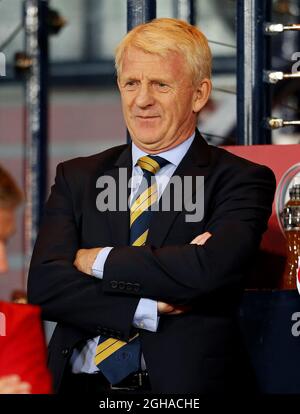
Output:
[{"xmin": 0, "ymin": 301, "xmax": 52, "ymax": 394}]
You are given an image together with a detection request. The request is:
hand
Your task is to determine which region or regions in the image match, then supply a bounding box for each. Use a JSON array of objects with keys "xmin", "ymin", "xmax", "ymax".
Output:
[
  {"xmin": 157, "ymin": 232, "xmax": 212, "ymax": 316},
  {"xmin": 73, "ymin": 247, "xmax": 102, "ymax": 275},
  {"xmin": 157, "ymin": 301, "xmax": 191, "ymax": 315},
  {"xmin": 0, "ymin": 375, "xmax": 31, "ymax": 394},
  {"xmin": 190, "ymin": 231, "xmax": 212, "ymax": 245}
]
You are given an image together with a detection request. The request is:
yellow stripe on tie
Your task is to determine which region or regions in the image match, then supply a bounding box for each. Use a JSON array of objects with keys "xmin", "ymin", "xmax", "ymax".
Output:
[
  {"xmin": 138, "ymin": 161, "xmax": 154, "ymax": 174},
  {"xmin": 95, "ymin": 337, "xmax": 119, "ymax": 356},
  {"xmin": 94, "ymin": 334, "xmax": 139, "ymax": 366},
  {"xmin": 138, "ymin": 156, "xmax": 160, "ymax": 175},
  {"xmin": 144, "ymin": 156, "xmax": 160, "ymax": 172},
  {"xmin": 130, "ymin": 190, "xmax": 158, "ymax": 226},
  {"xmin": 95, "ymin": 340, "xmax": 127, "ymax": 366},
  {"xmin": 132, "ymin": 229, "xmax": 149, "ymax": 246},
  {"xmin": 130, "ymin": 183, "xmax": 157, "ymax": 215}
]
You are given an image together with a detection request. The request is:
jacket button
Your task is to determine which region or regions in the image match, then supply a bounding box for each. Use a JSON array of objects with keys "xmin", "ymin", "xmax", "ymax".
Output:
[
  {"xmin": 126, "ymin": 283, "xmax": 132, "ymax": 291},
  {"xmin": 110, "ymin": 280, "xmax": 118, "ymax": 289},
  {"xmin": 133, "ymin": 283, "xmax": 140, "ymax": 292},
  {"xmin": 62, "ymin": 348, "xmax": 70, "ymax": 357},
  {"xmin": 118, "ymin": 281, "xmax": 125, "ymax": 290}
]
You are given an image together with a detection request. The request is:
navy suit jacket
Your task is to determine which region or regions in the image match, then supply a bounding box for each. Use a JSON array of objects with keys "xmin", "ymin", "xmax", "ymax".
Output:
[{"xmin": 28, "ymin": 130, "xmax": 276, "ymax": 393}]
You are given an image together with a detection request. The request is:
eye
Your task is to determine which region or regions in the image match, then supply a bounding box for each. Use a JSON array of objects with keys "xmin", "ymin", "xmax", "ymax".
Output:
[
  {"xmin": 124, "ymin": 80, "xmax": 138, "ymax": 90},
  {"xmin": 153, "ymin": 81, "xmax": 169, "ymax": 91}
]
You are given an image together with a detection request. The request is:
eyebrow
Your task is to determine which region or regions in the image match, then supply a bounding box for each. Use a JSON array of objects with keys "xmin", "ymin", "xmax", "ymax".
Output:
[
  {"xmin": 119, "ymin": 77, "xmax": 137, "ymax": 85},
  {"xmin": 121, "ymin": 76, "xmax": 171, "ymax": 84}
]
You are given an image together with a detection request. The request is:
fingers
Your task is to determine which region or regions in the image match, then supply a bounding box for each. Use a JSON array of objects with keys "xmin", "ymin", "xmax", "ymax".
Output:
[
  {"xmin": 167, "ymin": 305, "xmax": 192, "ymax": 315},
  {"xmin": 190, "ymin": 231, "xmax": 212, "ymax": 245},
  {"xmin": 73, "ymin": 249, "xmax": 85, "ymax": 268},
  {"xmin": 164, "ymin": 309, "xmax": 185, "ymax": 315},
  {"xmin": 157, "ymin": 302, "xmax": 191, "ymax": 316},
  {"xmin": 157, "ymin": 301, "xmax": 175, "ymax": 315},
  {"xmin": 73, "ymin": 248, "xmax": 102, "ymax": 275},
  {"xmin": 0, "ymin": 375, "xmax": 31, "ymax": 394}
]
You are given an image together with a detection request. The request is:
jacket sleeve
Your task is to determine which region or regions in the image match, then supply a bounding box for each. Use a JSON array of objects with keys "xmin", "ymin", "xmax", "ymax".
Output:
[
  {"xmin": 27, "ymin": 162, "xmax": 139, "ymax": 341},
  {"xmin": 102, "ymin": 164, "xmax": 276, "ymax": 304}
]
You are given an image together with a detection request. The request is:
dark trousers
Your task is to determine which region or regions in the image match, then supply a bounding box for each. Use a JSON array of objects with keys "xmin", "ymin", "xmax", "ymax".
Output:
[{"xmin": 59, "ymin": 368, "xmax": 152, "ymax": 395}]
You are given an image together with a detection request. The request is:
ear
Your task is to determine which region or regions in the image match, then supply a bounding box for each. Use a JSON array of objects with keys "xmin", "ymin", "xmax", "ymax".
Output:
[{"xmin": 192, "ymin": 79, "xmax": 212, "ymax": 113}]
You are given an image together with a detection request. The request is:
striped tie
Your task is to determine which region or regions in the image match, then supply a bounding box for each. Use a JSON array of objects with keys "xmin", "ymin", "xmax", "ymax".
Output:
[{"xmin": 94, "ymin": 155, "xmax": 169, "ymax": 385}]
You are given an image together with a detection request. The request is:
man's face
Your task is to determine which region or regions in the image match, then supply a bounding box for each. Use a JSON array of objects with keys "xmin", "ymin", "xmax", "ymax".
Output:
[
  {"xmin": 117, "ymin": 47, "xmax": 209, "ymax": 153},
  {"xmin": 0, "ymin": 208, "xmax": 16, "ymax": 274}
]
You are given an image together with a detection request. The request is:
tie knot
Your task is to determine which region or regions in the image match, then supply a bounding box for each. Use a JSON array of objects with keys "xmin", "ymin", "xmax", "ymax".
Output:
[{"xmin": 137, "ymin": 155, "xmax": 169, "ymax": 175}]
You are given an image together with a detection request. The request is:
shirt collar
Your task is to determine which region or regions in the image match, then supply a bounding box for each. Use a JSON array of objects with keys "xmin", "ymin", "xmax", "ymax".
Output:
[{"xmin": 131, "ymin": 133, "xmax": 195, "ymax": 168}]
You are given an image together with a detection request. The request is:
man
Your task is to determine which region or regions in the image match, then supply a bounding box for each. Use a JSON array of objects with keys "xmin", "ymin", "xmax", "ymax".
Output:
[
  {"xmin": 0, "ymin": 165, "xmax": 51, "ymax": 394},
  {"xmin": 28, "ymin": 18, "xmax": 276, "ymax": 394}
]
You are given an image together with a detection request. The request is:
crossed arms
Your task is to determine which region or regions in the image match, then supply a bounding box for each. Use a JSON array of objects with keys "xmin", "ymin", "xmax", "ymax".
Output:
[
  {"xmin": 73, "ymin": 232, "xmax": 211, "ymax": 317},
  {"xmin": 28, "ymin": 160, "xmax": 275, "ymax": 340}
]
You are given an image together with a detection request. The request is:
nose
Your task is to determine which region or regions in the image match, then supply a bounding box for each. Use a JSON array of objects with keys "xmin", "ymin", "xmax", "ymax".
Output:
[
  {"xmin": 135, "ymin": 83, "xmax": 154, "ymax": 108},
  {"xmin": 0, "ymin": 242, "xmax": 8, "ymax": 274}
]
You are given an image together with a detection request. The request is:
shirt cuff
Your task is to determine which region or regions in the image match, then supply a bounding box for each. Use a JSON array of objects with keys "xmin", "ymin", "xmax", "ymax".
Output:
[
  {"xmin": 92, "ymin": 247, "xmax": 113, "ymax": 279},
  {"xmin": 132, "ymin": 298, "xmax": 159, "ymax": 332}
]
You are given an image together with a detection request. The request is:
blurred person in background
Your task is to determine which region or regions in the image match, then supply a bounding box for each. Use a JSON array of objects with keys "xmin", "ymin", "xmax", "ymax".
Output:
[{"xmin": 0, "ymin": 164, "xmax": 51, "ymax": 394}]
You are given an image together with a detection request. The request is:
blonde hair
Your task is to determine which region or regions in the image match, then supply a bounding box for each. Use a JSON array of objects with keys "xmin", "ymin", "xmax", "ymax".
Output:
[
  {"xmin": 0, "ymin": 165, "xmax": 23, "ymax": 209},
  {"xmin": 115, "ymin": 18, "xmax": 212, "ymax": 84}
]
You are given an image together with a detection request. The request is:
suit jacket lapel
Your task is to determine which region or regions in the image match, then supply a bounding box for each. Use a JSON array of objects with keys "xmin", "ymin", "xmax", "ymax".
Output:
[
  {"xmin": 147, "ymin": 130, "xmax": 211, "ymax": 247},
  {"xmin": 105, "ymin": 144, "xmax": 132, "ymax": 247}
]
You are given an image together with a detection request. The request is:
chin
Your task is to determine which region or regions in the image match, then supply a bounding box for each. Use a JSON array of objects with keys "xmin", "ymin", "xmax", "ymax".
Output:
[{"xmin": 132, "ymin": 130, "xmax": 162, "ymax": 146}]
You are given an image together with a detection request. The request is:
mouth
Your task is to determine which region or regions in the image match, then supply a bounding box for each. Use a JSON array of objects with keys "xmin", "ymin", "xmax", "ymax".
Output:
[{"xmin": 136, "ymin": 115, "xmax": 160, "ymax": 120}]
